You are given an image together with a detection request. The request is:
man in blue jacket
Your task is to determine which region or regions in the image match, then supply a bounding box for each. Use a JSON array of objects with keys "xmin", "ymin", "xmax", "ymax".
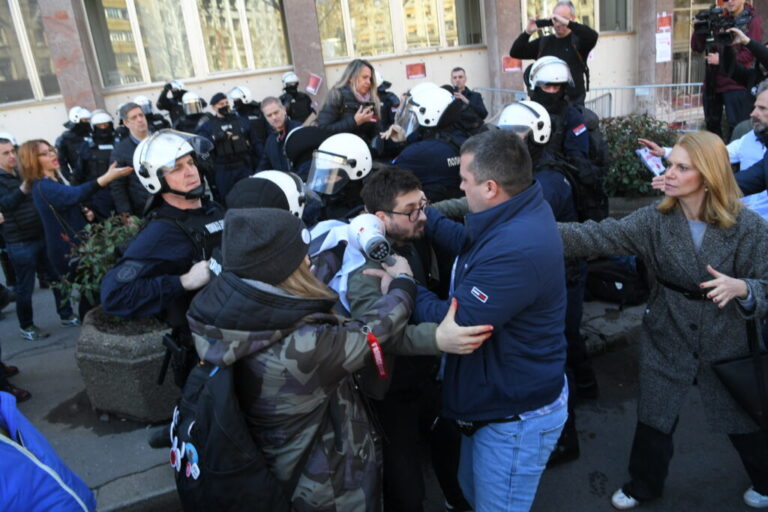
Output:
[{"xmin": 414, "ymin": 129, "xmax": 568, "ymax": 511}]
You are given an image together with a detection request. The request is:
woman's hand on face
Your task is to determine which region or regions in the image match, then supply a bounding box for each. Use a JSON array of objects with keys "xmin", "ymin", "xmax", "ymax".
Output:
[
  {"xmin": 354, "ymin": 105, "xmax": 376, "ymax": 125},
  {"xmin": 638, "ymin": 138, "xmax": 665, "ymax": 157},
  {"xmin": 700, "ymin": 264, "xmax": 749, "ymax": 308},
  {"xmin": 651, "ymin": 174, "xmax": 666, "ymax": 191},
  {"xmin": 435, "ymin": 298, "xmax": 493, "ymax": 354}
]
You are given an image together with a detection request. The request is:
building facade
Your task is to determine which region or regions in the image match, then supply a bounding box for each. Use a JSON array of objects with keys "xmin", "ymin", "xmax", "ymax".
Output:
[{"xmin": 1, "ymin": 0, "xmax": 766, "ymax": 143}]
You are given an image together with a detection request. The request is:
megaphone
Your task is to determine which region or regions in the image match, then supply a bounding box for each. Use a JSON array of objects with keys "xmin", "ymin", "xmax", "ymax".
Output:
[{"xmin": 348, "ymin": 214, "xmax": 392, "ymax": 263}]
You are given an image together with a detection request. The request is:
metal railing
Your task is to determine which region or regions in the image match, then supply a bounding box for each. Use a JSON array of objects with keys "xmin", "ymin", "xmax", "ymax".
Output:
[{"xmin": 476, "ymin": 83, "xmax": 705, "ymax": 130}]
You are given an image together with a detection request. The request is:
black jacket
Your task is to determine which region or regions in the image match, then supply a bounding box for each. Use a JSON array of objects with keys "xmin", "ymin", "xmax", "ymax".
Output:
[
  {"xmin": 257, "ymin": 119, "xmax": 301, "ymax": 171},
  {"xmin": 109, "ymin": 136, "xmax": 150, "ymax": 216},
  {"xmin": 317, "ymin": 84, "xmax": 379, "ymax": 144},
  {"xmin": 0, "ymin": 170, "xmax": 43, "ymax": 243}
]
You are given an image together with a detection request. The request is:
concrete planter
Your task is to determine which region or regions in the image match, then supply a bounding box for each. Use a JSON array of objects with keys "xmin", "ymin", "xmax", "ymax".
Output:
[
  {"xmin": 76, "ymin": 306, "xmax": 178, "ymax": 423},
  {"xmin": 608, "ymin": 195, "xmax": 661, "ymax": 219}
]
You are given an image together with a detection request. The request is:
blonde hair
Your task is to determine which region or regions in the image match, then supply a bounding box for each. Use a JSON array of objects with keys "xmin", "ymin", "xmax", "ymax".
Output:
[
  {"xmin": 278, "ymin": 261, "xmax": 338, "ymax": 302},
  {"xmin": 657, "ymin": 131, "xmax": 743, "ymax": 228},
  {"xmin": 18, "ymin": 139, "xmax": 53, "ymax": 182},
  {"xmin": 327, "ymin": 59, "xmax": 380, "ymax": 117}
]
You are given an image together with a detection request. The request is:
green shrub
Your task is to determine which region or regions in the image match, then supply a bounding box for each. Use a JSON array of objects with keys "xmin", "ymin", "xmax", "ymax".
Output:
[
  {"xmin": 602, "ymin": 114, "xmax": 678, "ymax": 197},
  {"xmin": 58, "ymin": 213, "xmax": 140, "ymax": 306}
]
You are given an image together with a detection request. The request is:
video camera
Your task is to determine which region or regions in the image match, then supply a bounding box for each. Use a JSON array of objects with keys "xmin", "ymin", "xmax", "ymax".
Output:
[{"xmin": 693, "ymin": 5, "xmax": 753, "ymax": 47}]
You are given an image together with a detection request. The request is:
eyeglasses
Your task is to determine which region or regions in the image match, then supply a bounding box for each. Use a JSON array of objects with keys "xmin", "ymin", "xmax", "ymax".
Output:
[
  {"xmin": 383, "ymin": 198, "xmax": 430, "ymax": 222},
  {"xmin": 38, "ymin": 148, "xmax": 57, "ymax": 158}
]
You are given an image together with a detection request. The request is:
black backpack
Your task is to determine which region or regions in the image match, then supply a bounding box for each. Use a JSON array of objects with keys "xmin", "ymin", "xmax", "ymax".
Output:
[
  {"xmin": 584, "ymin": 257, "xmax": 650, "ymax": 309},
  {"xmin": 171, "ymin": 362, "xmax": 293, "ymax": 511}
]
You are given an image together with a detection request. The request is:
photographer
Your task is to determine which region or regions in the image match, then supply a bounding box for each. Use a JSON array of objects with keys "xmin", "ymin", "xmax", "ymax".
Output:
[
  {"xmin": 721, "ymin": 27, "xmax": 768, "ymax": 91},
  {"xmin": 510, "ymin": 0, "xmax": 598, "ymax": 106},
  {"xmin": 692, "ymin": 0, "xmax": 762, "ymax": 138}
]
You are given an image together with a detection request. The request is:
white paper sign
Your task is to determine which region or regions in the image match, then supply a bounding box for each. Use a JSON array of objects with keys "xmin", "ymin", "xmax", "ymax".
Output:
[
  {"xmin": 636, "ymin": 148, "xmax": 666, "ymax": 177},
  {"xmin": 656, "ymin": 32, "xmax": 672, "ymax": 63}
]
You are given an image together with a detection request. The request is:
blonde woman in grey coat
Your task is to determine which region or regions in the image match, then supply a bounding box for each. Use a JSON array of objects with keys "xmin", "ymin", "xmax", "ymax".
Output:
[{"xmin": 558, "ymin": 131, "xmax": 768, "ymax": 510}]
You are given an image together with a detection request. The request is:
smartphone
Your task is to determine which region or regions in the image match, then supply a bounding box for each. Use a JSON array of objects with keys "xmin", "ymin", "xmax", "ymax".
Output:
[{"xmin": 536, "ymin": 19, "xmax": 553, "ymax": 28}]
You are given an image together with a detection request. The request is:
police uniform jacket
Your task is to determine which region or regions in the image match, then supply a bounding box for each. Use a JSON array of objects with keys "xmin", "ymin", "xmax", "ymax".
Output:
[
  {"xmin": 187, "ymin": 272, "xmax": 416, "ymax": 511},
  {"xmin": 414, "ymin": 182, "xmax": 568, "ymax": 422},
  {"xmin": 101, "ymin": 200, "xmax": 224, "ymax": 320},
  {"xmin": 559, "ymin": 203, "xmax": 768, "ymax": 434},
  {"xmin": 393, "ymin": 136, "xmax": 464, "ymax": 202},
  {"xmin": 109, "ymin": 136, "xmax": 150, "ymax": 216}
]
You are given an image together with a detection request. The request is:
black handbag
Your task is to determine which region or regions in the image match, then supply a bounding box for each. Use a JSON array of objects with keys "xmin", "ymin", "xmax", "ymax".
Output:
[{"xmin": 711, "ymin": 319, "xmax": 768, "ymax": 431}]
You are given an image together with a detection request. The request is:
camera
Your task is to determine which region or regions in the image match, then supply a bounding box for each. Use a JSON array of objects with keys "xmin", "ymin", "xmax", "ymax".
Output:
[
  {"xmin": 693, "ymin": 6, "xmax": 753, "ymax": 46},
  {"xmin": 535, "ymin": 19, "xmax": 553, "ymax": 28}
]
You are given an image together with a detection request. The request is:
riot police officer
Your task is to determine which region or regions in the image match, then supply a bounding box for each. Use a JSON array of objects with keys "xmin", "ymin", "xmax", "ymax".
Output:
[
  {"xmin": 134, "ymin": 95, "xmax": 171, "ymax": 133},
  {"xmin": 387, "ymin": 82, "xmax": 465, "ymax": 202},
  {"xmin": 173, "ymin": 92, "xmax": 209, "ymax": 133},
  {"xmin": 228, "ymin": 85, "xmax": 267, "ymax": 158},
  {"xmin": 75, "ymin": 110, "xmax": 117, "ymax": 219},
  {"xmin": 279, "ymin": 71, "xmax": 315, "ymax": 123},
  {"xmin": 56, "ymin": 106, "xmax": 91, "ymax": 182},
  {"xmin": 375, "ymin": 71, "xmax": 400, "ymax": 130},
  {"xmin": 156, "ymin": 80, "xmax": 187, "ymax": 125},
  {"xmin": 196, "ymin": 92, "xmax": 258, "ymax": 203}
]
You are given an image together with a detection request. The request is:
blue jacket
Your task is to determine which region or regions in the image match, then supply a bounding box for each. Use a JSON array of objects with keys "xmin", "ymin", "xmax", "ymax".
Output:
[
  {"xmin": 0, "ymin": 392, "xmax": 96, "ymax": 512},
  {"xmin": 736, "ymin": 156, "xmax": 768, "ymax": 195},
  {"xmin": 257, "ymin": 119, "xmax": 301, "ymax": 171},
  {"xmin": 31, "ymin": 177, "xmax": 99, "ymax": 277},
  {"xmin": 393, "ymin": 136, "xmax": 463, "ymax": 202},
  {"xmin": 414, "ymin": 182, "xmax": 567, "ymax": 421}
]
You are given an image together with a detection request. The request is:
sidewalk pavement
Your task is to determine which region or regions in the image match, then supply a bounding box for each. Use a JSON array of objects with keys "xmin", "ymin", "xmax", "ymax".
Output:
[{"xmin": 1, "ymin": 285, "xmax": 645, "ymax": 512}]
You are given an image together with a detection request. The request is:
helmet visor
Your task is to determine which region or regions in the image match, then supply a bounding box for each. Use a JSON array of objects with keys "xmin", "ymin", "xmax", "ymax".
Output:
[
  {"xmin": 306, "ymin": 151, "xmax": 352, "ymax": 196},
  {"xmin": 183, "ymin": 100, "xmax": 203, "ymax": 116},
  {"xmin": 394, "ymin": 100, "xmax": 419, "ymax": 138},
  {"xmin": 137, "ymin": 130, "xmax": 213, "ymax": 176},
  {"xmin": 498, "ymin": 124, "xmax": 532, "ymax": 139}
]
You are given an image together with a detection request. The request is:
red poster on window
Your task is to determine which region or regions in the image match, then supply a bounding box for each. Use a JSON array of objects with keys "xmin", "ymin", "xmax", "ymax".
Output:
[
  {"xmin": 656, "ymin": 11, "xmax": 672, "ymax": 33},
  {"xmin": 502, "ymin": 56, "xmax": 522, "ymax": 73},
  {"xmin": 405, "ymin": 63, "xmax": 427, "ymax": 79}
]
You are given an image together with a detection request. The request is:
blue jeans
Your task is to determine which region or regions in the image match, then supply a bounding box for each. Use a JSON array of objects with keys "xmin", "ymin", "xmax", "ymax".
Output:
[
  {"xmin": 6, "ymin": 239, "xmax": 72, "ymax": 328},
  {"xmin": 458, "ymin": 400, "xmax": 568, "ymax": 512}
]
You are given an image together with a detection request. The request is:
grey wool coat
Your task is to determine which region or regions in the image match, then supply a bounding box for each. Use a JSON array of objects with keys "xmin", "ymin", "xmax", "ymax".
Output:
[{"xmin": 559, "ymin": 202, "xmax": 768, "ymax": 434}]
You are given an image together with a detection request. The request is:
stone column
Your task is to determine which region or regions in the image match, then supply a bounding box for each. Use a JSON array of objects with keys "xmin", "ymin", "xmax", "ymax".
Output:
[
  {"xmin": 483, "ymin": 0, "xmax": 525, "ymax": 91},
  {"xmin": 283, "ymin": 0, "xmax": 328, "ymax": 104},
  {"xmin": 38, "ymin": 0, "xmax": 104, "ymax": 111},
  {"xmin": 636, "ymin": 0, "xmax": 675, "ymax": 88}
]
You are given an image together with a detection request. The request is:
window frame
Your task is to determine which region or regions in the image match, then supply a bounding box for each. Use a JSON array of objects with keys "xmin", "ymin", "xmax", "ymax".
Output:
[
  {"xmin": 1, "ymin": 0, "xmax": 61, "ymax": 105},
  {"xmin": 321, "ymin": 0, "xmax": 486, "ymax": 63},
  {"xmin": 520, "ymin": 0, "xmax": 634, "ymax": 35},
  {"xmin": 81, "ymin": 0, "xmax": 293, "ymax": 91}
]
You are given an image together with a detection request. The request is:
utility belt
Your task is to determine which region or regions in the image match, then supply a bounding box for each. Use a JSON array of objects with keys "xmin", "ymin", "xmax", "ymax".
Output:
[
  {"xmin": 656, "ymin": 276, "xmax": 708, "ymax": 301},
  {"xmin": 455, "ymin": 415, "xmax": 521, "ymax": 437}
]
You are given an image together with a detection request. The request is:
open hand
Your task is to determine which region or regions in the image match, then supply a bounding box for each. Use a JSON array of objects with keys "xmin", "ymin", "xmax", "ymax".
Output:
[
  {"xmin": 638, "ymin": 138, "xmax": 665, "ymax": 157},
  {"xmin": 435, "ymin": 298, "xmax": 493, "ymax": 354},
  {"xmin": 727, "ymin": 27, "xmax": 750, "ymax": 46},
  {"xmin": 699, "ymin": 264, "xmax": 748, "ymax": 308},
  {"xmin": 354, "ymin": 105, "xmax": 376, "ymax": 125}
]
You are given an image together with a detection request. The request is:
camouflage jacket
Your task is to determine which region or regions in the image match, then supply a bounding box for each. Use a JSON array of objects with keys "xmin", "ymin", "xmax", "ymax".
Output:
[{"xmin": 187, "ymin": 271, "xmax": 415, "ymax": 511}]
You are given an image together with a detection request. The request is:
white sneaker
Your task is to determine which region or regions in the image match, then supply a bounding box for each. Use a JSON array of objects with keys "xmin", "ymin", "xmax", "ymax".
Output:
[
  {"xmin": 744, "ymin": 487, "xmax": 768, "ymax": 508},
  {"xmin": 611, "ymin": 488, "xmax": 640, "ymax": 510}
]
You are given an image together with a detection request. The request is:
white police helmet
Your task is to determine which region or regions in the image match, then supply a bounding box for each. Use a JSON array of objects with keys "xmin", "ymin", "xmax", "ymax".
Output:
[
  {"xmin": 282, "ymin": 71, "xmax": 299, "ymax": 87},
  {"xmin": 68, "ymin": 106, "xmax": 91, "ymax": 124},
  {"xmin": 529, "ymin": 56, "xmax": 574, "ymax": 90},
  {"xmin": 182, "ymin": 92, "xmax": 204, "ymax": 116},
  {"xmin": 497, "ymin": 101, "xmax": 551, "ymax": 144},
  {"xmin": 306, "ymin": 133, "xmax": 372, "ymax": 196},
  {"xmin": 133, "ymin": 95, "xmax": 153, "ymax": 115},
  {"xmin": 253, "ymin": 170, "xmax": 312, "ymax": 217},
  {"xmin": 133, "ymin": 129, "xmax": 212, "ymax": 195},
  {"xmin": 395, "ymin": 82, "xmax": 457, "ymax": 137},
  {"xmin": 90, "ymin": 110, "xmax": 113, "ymax": 128},
  {"xmin": 170, "ymin": 80, "xmax": 184, "ymax": 91},
  {"xmin": 227, "ymin": 85, "xmax": 252, "ymax": 105},
  {"xmin": 0, "ymin": 131, "xmax": 18, "ymax": 146}
]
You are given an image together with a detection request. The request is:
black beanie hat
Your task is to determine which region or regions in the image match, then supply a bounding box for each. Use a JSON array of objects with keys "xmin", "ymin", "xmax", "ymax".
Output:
[
  {"xmin": 222, "ymin": 208, "xmax": 310, "ymax": 284},
  {"xmin": 210, "ymin": 92, "xmax": 227, "ymax": 106},
  {"xmin": 225, "ymin": 178, "xmax": 290, "ymax": 211}
]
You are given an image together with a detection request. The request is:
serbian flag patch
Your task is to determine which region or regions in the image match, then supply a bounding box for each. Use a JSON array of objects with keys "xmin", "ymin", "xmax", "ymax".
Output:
[
  {"xmin": 572, "ymin": 123, "xmax": 587, "ymax": 136},
  {"xmin": 471, "ymin": 286, "xmax": 489, "ymax": 303}
]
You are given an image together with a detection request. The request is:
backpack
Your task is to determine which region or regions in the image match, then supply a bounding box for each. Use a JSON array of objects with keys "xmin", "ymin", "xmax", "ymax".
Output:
[
  {"xmin": 584, "ymin": 257, "xmax": 650, "ymax": 309},
  {"xmin": 171, "ymin": 362, "xmax": 293, "ymax": 511}
]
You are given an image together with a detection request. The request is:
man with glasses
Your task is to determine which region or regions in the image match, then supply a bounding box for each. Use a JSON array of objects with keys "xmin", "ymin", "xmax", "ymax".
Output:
[{"xmin": 348, "ymin": 165, "xmax": 475, "ymax": 512}]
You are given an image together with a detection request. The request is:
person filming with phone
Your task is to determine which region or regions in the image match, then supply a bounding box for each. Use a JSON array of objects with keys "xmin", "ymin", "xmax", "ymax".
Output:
[{"xmin": 510, "ymin": 0, "xmax": 598, "ymax": 106}]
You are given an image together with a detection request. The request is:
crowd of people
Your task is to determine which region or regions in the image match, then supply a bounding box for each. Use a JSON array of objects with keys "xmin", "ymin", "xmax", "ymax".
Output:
[{"xmin": 1, "ymin": 1, "xmax": 768, "ymax": 510}]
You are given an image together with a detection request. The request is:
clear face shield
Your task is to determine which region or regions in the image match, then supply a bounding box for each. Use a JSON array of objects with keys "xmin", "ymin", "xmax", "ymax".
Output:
[
  {"xmin": 306, "ymin": 150, "xmax": 355, "ymax": 196},
  {"xmin": 394, "ymin": 99, "xmax": 420, "ymax": 139},
  {"xmin": 183, "ymin": 99, "xmax": 203, "ymax": 116}
]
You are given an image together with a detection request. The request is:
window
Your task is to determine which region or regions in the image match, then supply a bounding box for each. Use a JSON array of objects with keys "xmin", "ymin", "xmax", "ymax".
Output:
[
  {"xmin": 525, "ymin": 0, "xmax": 595, "ymax": 30},
  {"xmin": 243, "ymin": 0, "xmax": 292, "ymax": 69},
  {"xmin": 599, "ymin": 0, "xmax": 629, "ymax": 32},
  {"xmin": 524, "ymin": 0, "xmax": 632, "ymax": 33},
  {"xmin": 84, "ymin": 0, "xmax": 142, "ymax": 86},
  {"xmin": 672, "ymin": 1, "xmax": 710, "ymax": 84},
  {"xmin": 0, "ymin": 0, "xmax": 63, "ymax": 104},
  {"xmin": 316, "ymin": 0, "xmax": 482, "ymax": 60},
  {"xmin": 135, "ymin": 0, "xmax": 194, "ymax": 83},
  {"xmin": 197, "ymin": 0, "xmax": 247, "ymax": 72}
]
